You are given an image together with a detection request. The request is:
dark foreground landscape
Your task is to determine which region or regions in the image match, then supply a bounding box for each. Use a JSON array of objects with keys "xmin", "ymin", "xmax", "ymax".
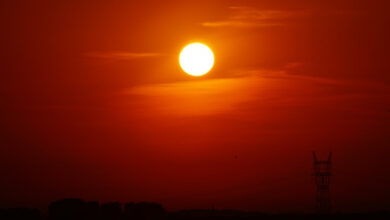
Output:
[{"xmin": 1, "ymin": 199, "xmax": 389, "ymax": 220}]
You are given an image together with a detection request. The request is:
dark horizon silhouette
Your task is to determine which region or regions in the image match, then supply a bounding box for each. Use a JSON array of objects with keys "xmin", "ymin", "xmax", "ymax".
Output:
[{"xmin": 1, "ymin": 198, "xmax": 390, "ymax": 220}]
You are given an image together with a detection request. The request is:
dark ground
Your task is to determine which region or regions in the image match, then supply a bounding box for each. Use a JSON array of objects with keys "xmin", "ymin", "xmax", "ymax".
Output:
[{"xmin": 1, "ymin": 198, "xmax": 389, "ymax": 220}]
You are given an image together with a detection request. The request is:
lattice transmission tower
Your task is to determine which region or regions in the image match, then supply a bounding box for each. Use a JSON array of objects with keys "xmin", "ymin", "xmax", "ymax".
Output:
[{"xmin": 312, "ymin": 152, "xmax": 332, "ymax": 214}]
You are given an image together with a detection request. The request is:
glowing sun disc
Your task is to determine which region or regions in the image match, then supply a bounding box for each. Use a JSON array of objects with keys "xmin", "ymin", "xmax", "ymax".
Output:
[{"xmin": 179, "ymin": 43, "xmax": 214, "ymax": 76}]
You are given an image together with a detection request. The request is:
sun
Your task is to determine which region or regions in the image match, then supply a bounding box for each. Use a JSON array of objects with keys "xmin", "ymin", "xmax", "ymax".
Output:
[{"xmin": 179, "ymin": 43, "xmax": 214, "ymax": 77}]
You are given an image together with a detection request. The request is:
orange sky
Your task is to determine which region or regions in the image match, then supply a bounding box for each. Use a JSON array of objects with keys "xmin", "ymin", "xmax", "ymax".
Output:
[{"xmin": 1, "ymin": 0, "xmax": 389, "ymax": 213}]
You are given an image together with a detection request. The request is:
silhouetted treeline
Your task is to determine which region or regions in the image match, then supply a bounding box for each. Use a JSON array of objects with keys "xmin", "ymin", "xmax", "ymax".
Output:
[
  {"xmin": 1, "ymin": 198, "xmax": 389, "ymax": 220},
  {"xmin": 48, "ymin": 199, "xmax": 165, "ymax": 220}
]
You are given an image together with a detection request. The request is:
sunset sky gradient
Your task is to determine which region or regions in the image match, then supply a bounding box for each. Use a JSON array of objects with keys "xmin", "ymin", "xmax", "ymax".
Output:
[{"xmin": 1, "ymin": 0, "xmax": 389, "ymax": 213}]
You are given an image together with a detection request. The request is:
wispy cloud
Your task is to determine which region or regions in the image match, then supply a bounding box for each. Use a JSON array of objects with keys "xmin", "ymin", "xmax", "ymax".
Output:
[
  {"xmin": 202, "ymin": 6, "xmax": 305, "ymax": 28},
  {"xmin": 83, "ymin": 52, "xmax": 161, "ymax": 60},
  {"xmin": 123, "ymin": 78, "xmax": 260, "ymax": 116}
]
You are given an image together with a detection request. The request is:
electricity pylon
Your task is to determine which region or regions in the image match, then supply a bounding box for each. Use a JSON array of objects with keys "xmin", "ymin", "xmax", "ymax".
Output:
[{"xmin": 312, "ymin": 152, "xmax": 332, "ymax": 214}]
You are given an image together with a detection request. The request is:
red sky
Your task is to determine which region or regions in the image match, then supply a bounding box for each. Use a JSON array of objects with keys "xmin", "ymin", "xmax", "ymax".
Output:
[{"xmin": 1, "ymin": 0, "xmax": 389, "ymax": 213}]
